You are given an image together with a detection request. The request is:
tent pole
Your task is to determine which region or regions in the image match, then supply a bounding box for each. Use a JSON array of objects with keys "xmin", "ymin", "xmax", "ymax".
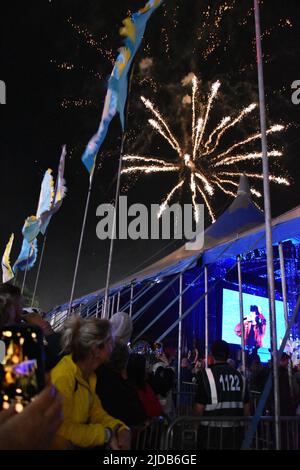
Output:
[
  {"xmin": 242, "ymin": 294, "xmax": 300, "ymax": 449},
  {"xmin": 134, "ymin": 270, "xmax": 203, "ymax": 343},
  {"xmin": 117, "ymin": 291, "xmax": 121, "ymax": 311},
  {"xmin": 122, "ymin": 282, "xmax": 151, "ymax": 314},
  {"xmin": 156, "ymin": 285, "xmax": 207, "ymax": 343},
  {"xmin": 237, "ymin": 255, "xmax": 246, "ymax": 377},
  {"xmin": 132, "ymin": 256, "xmax": 198, "ymax": 323},
  {"xmin": 278, "ymin": 242, "xmax": 293, "ymax": 394},
  {"xmin": 111, "ymin": 294, "xmax": 115, "ymax": 316},
  {"xmin": 129, "ymin": 282, "xmax": 134, "ymax": 317},
  {"xmin": 177, "ymin": 274, "xmax": 183, "ymax": 397},
  {"xmin": 132, "ymin": 239, "xmax": 237, "ymax": 326},
  {"xmin": 106, "ymin": 296, "xmax": 111, "ymax": 319},
  {"xmin": 278, "ymin": 243, "xmax": 289, "ymax": 328},
  {"xmin": 204, "ymin": 265, "xmax": 209, "ymax": 368},
  {"xmin": 254, "ymin": 0, "xmax": 280, "ymax": 449},
  {"xmin": 155, "ymin": 232, "xmax": 268, "ymax": 344},
  {"xmin": 134, "ymin": 241, "xmax": 247, "ymax": 342}
]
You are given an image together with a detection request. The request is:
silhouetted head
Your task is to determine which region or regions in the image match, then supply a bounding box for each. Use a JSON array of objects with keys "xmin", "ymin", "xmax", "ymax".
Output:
[{"xmin": 211, "ymin": 340, "xmax": 230, "ymax": 362}]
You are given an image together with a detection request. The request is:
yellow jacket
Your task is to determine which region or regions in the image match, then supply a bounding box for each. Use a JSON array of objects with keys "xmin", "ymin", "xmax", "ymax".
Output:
[{"xmin": 51, "ymin": 354, "xmax": 127, "ymax": 449}]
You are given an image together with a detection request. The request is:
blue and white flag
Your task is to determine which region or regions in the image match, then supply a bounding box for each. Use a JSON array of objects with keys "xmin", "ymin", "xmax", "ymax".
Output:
[
  {"xmin": 13, "ymin": 238, "xmax": 38, "ymax": 273},
  {"xmin": 81, "ymin": 0, "xmax": 163, "ymax": 178},
  {"xmin": 40, "ymin": 146, "xmax": 67, "ymax": 234},
  {"xmin": 22, "ymin": 169, "xmax": 54, "ymax": 243}
]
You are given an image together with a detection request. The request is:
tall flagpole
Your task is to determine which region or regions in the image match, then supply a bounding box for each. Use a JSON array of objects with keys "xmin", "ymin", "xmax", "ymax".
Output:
[
  {"xmin": 13, "ymin": 270, "xmax": 18, "ymax": 286},
  {"xmin": 31, "ymin": 234, "xmax": 47, "ymax": 307},
  {"xmin": 68, "ymin": 177, "xmax": 93, "ymax": 316},
  {"xmin": 77, "ymin": 0, "xmax": 162, "ymax": 318},
  {"xmin": 102, "ymin": 67, "xmax": 135, "ymax": 319},
  {"xmin": 237, "ymin": 255, "xmax": 246, "ymax": 377},
  {"xmin": 177, "ymin": 274, "xmax": 183, "ymax": 397},
  {"xmin": 21, "ymin": 255, "xmax": 30, "ymax": 295},
  {"xmin": 69, "ymin": 68, "xmax": 133, "ymax": 319},
  {"xmin": 102, "ymin": 134, "xmax": 126, "ymax": 318},
  {"xmin": 204, "ymin": 265, "xmax": 209, "ymax": 368},
  {"xmin": 278, "ymin": 242, "xmax": 293, "ymax": 395},
  {"xmin": 254, "ymin": 0, "xmax": 281, "ymax": 449},
  {"xmin": 31, "ymin": 146, "xmax": 66, "ymax": 307}
]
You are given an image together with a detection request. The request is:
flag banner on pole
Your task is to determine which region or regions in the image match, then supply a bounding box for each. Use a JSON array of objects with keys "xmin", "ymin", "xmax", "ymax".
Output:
[
  {"xmin": 22, "ymin": 216, "xmax": 40, "ymax": 244},
  {"xmin": 114, "ymin": 0, "xmax": 163, "ymax": 128},
  {"xmin": 22, "ymin": 169, "xmax": 55, "ymax": 243},
  {"xmin": 81, "ymin": 86, "xmax": 118, "ymax": 178},
  {"xmin": 36, "ymin": 169, "xmax": 55, "ymax": 221},
  {"xmin": 81, "ymin": 0, "xmax": 163, "ymax": 178},
  {"xmin": 40, "ymin": 146, "xmax": 67, "ymax": 234},
  {"xmin": 1, "ymin": 234, "xmax": 14, "ymax": 283},
  {"xmin": 13, "ymin": 238, "xmax": 38, "ymax": 272}
]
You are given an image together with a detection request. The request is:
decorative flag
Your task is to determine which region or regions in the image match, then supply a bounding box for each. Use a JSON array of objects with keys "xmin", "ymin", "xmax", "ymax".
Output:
[
  {"xmin": 13, "ymin": 238, "xmax": 38, "ymax": 273},
  {"xmin": 36, "ymin": 169, "xmax": 55, "ymax": 221},
  {"xmin": 114, "ymin": 0, "xmax": 163, "ymax": 128},
  {"xmin": 81, "ymin": 0, "xmax": 163, "ymax": 178},
  {"xmin": 1, "ymin": 234, "xmax": 14, "ymax": 283},
  {"xmin": 22, "ymin": 216, "xmax": 40, "ymax": 244},
  {"xmin": 22, "ymin": 169, "xmax": 55, "ymax": 243},
  {"xmin": 81, "ymin": 86, "xmax": 118, "ymax": 178},
  {"xmin": 39, "ymin": 146, "xmax": 67, "ymax": 234}
]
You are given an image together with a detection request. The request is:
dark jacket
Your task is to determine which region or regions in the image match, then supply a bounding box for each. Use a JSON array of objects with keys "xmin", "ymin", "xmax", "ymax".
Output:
[{"xmin": 96, "ymin": 365, "xmax": 147, "ymax": 427}]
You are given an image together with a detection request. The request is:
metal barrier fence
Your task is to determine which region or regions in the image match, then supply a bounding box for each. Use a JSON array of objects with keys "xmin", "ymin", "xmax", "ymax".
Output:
[
  {"xmin": 249, "ymin": 390, "xmax": 262, "ymax": 414},
  {"xmin": 173, "ymin": 383, "xmax": 264, "ymax": 417},
  {"xmin": 173, "ymin": 382, "xmax": 197, "ymax": 416},
  {"xmin": 164, "ymin": 415, "xmax": 300, "ymax": 450},
  {"xmin": 132, "ymin": 417, "xmax": 169, "ymax": 450}
]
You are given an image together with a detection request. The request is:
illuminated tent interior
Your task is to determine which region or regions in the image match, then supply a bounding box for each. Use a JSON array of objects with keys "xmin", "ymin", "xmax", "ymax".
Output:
[{"xmin": 47, "ymin": 176, "xmax": 300, "ymax": 361}]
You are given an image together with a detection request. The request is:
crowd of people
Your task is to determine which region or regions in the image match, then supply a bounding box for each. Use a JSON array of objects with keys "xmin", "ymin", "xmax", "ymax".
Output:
[
  {"xmin": 0, "ymin": 282, "xmax": 176, "ymax": 450},
  {"xmin": 0, "ymin": 281, "xmax": 300, "ymax": 450},
  {"xmin": 180, "ymin": 339, "xmax": 300, "ymax": 418}
]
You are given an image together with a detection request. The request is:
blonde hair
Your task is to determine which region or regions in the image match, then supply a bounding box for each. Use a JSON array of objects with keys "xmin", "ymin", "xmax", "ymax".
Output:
[{"xmin": 61, "ymin": 316, "xmax": 111, "ymax": 362}]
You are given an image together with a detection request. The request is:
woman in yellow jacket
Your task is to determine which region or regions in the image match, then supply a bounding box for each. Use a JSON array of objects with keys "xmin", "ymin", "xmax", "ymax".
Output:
[{"xmin": 51, "ymin": 316, "xmax": 130, "ymax": 450}]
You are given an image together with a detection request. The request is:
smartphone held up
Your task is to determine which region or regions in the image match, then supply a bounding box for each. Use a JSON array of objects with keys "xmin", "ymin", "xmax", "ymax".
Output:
[{"xmin": 0, "ymin": 324, "xmax": 45, "ymax": 412}]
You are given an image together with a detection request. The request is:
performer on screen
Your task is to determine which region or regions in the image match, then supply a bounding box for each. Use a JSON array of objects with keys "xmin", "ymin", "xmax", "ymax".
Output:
[{"xmin": 234, "ymin": 305, "xmax": 267, "ymax": 350}]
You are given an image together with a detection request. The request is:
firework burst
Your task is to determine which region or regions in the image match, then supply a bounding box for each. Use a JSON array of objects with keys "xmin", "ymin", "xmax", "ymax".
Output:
[{"xmin": 122, "ymin": 75, "xmax": 288, "ymax": 222}]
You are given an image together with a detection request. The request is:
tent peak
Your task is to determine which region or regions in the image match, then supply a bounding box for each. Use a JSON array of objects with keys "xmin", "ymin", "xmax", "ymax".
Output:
[{"xmin": 237, "ymin": 174, "xmax": 251, "ymax": 196}]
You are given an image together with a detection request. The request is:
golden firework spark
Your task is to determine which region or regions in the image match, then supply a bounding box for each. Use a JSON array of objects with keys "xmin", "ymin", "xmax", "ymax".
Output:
[{"xmin": 122, "ymin": 76, "xmax": 288, "ymax": 221}]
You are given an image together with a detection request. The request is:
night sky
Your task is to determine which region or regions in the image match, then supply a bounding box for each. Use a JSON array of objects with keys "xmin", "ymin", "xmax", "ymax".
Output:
[{"xmin": 1, "ymin": 0, "xmax": 300, "ymax": 312}]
